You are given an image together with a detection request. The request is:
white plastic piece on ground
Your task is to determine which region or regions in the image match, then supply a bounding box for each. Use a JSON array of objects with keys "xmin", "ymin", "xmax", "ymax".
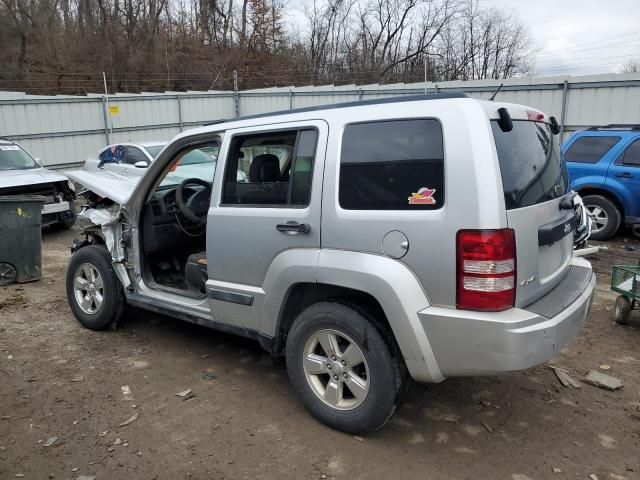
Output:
[{"xmin": 574, "ymin": 245, "xmax": 600, "ymax": 257}]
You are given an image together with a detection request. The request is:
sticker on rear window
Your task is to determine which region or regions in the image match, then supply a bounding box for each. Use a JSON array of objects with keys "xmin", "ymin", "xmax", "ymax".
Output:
[
  {"xmin": 408, "ymin": 187, "xmax": 436, "ymax": 205},
  {"xmin": 0, "ymin": 145, "xmax": 20, "ymax": 151}
]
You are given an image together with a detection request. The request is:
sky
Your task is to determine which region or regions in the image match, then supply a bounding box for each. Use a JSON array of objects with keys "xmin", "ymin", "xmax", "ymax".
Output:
[
  {"xmin": 286, "ymin": 0, "xmax": 640, "ymax": 78},
  {"xmin": 466, "ymin": 0, "xmax": 640, "ymax": 76}
]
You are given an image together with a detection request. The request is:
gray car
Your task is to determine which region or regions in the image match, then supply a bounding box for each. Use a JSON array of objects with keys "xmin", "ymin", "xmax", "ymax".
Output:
[
  {"xmin": 65, "ymin": 94, "xmax": 595, "ymax": 434},
  {"xmin": 0, "ymin": 138, "xmax": 76, "ymax": 228}
]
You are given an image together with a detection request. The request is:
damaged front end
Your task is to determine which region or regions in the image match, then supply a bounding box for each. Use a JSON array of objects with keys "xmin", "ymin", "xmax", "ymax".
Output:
[{"xmin": 68, "ymin": 171, "xmax": 137, "ymax": 290}]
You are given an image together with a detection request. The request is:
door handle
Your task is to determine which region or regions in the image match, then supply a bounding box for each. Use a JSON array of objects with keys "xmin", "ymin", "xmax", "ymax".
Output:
[
  {"xmin": 615, "ymin": 172, "xmax": 632, "ymax": 179},
  {"xmin": 276, "ymin": 221, "xmax": 310, "ymax": 234}
]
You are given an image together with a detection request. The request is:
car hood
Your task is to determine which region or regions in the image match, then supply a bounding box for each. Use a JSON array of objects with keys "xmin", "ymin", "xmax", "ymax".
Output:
[
  {"xmin": 0, "ymin": 167, "xmax": 69, "ymax": 190},
  {"xmin": 65, "ymin": 170, "xmax": 139, "ymax": 205},
  {"xmin": 66, "ymin": 164, "xmax": 215, "ymax": 206}
]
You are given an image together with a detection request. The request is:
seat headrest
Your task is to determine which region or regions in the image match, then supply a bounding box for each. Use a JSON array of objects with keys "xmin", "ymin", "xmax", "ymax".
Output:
[{"xmin": 249, "ymin": 154, "xmax": 280, "ymax": 182}]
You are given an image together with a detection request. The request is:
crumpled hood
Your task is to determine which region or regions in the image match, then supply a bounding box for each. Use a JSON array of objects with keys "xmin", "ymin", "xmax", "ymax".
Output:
[
  {"xmin": 65, "ymin": 169, "xmax": 139, "ymax": 205},
  {"xmin": 0, "ymin": 167, "xmax": 69, "ymax": 190}
]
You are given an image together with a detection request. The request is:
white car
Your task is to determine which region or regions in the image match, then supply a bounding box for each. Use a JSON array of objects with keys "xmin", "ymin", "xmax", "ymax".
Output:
[
  {"xmin": 0, "ymin": 138, "xmax": 76, "ymax": 228},
  {"xmin": 83, "ymin": 141, "xmax": 166, "ymax": 176}
]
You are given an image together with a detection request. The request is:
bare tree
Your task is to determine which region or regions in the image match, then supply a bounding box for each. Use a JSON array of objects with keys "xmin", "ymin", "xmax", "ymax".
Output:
[{"xmin": 0, "ymin": 0, "xmax": 535, "ymax": 94}]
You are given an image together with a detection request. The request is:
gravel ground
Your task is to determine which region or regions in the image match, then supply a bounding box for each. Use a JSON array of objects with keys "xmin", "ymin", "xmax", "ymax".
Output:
[{"xmin": 0, "ymin": 227, "xmax": 639, "ymax": 480}]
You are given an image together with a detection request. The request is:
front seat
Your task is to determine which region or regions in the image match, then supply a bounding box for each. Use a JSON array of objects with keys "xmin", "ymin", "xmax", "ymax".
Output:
[
  {"xmin": 185, "ymin": 252, "xmax": 208, "ymax": 294},
  {"xmin": 249, "ymin": 154, "xmax": 280, "ymax": 182}
]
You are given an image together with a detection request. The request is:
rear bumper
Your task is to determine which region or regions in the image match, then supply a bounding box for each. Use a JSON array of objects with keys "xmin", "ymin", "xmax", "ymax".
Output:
[{"xmin": 418, "ymin": 257, "xmax": 595, "ymax": 377}]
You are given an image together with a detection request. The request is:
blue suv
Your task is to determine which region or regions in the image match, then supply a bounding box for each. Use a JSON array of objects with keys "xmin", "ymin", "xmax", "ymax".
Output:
[{"xmin": 564, "ymin": 125, "xmax": 640, "ymax": 240}]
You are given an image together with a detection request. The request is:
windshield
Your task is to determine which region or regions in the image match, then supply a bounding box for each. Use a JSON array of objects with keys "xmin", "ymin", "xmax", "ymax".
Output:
[
  {"xmin": 492, "ymin": 120, "xmax": 568, "ymax": 210},
  {"xmin": 0, "ymin": 144, "xmax": 39, "ymax": 171},
  {"xmin": 145, "ymin": 144, "xmax": 165, "ymax": 158},
  {"xmin": 160, "ymin": 145, "xmax": 219, "ymax": 188}
]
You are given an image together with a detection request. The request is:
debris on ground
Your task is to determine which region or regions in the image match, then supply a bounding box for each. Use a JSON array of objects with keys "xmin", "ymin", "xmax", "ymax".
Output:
[
  {"xmin": 43, "ymin": 436, "xmax": 58, "ymax": 447},
  {"xmin": 176, "ymin": 389, "xmax": 195, "ymax": 400},
  {"xmin": 71, "ymin": 375, "xmax": 83, "ymax": 382},
  {"xmin": 583, "ymin": 370, "xmax": 624, "ymax": 391},
  {"xmin": 0, "ymin": 294, "xmax": 27, "ymax": 310},
  {"xmin": 549, "ymin": 366, "xmax": 581, "ymax": 388},
  {"xmin": 599, "ymin": 365, "xmax": 611, "ymax": 370},
  {"xmin": 121, "ymin": 385, "xmax": 133, "ymax": 400},
  {"xmin": 113, "ymin": 438, "xmax": 122, "ymax": 445},
  {"xmin": 589, "ymin": 474, "xmax": 599, "ymax": 480},
  {"xmin": 354, "ymin": 436, "xmax": 364, "ymax": 442},
  {"xmin": 481, "ymin": 422, "xmax": 493, "ymax": 433},
  {"xmin": 76, "ymin": 475, "xmax": 97, "ymax": 480},
  {"xmin": 552, "ymin": 467, "xmax": 562, "ymax": 474},
  {"xmin": 118, "ymin": 412, "xmax": 139, "ymax": 427},
  {"xmin": 201, "ymin": 371, "xmax": 217, "ymax": 380},
  {"xmin": 443, "ymin": 414, "xmax": 460, "ymax": 423}
]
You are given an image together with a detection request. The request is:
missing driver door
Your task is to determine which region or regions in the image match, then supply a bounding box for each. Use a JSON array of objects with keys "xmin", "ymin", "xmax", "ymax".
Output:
[{"xmin": 205, "ymin": 120, "xmax": 328, "ymax": 331}]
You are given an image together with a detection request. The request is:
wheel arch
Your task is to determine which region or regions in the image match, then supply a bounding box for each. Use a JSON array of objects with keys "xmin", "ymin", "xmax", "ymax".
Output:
[
  {"xmin": 264, "ymin": 249, "xmax": 444, "ymax": 383},
  {"xmin": 576, "ymin": 185, "xmax": 625, "ymax": 217}
]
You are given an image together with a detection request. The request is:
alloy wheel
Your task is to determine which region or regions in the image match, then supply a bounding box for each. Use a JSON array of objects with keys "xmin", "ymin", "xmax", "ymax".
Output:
[
  {"xmin": 73, "ymin": 263, "xmax": 104, "ymax": 314},
  {"xmin": 302, "ymin": 329, "xmax": 370, "ymax": 410}
]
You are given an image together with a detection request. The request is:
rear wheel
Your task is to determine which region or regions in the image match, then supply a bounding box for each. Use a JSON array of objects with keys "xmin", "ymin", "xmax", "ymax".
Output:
[
  {"xmin": 66, "ymin": 245, "xmax": 126, "ymax": 330},
  {"xmin": 614, "ymin": 295, "xmax": 631, "ymax": 325},
  {"xmin": 583, "ymin": 195, "xmax": 621, "ymax": 241},
  {"xmin": 286, "ymin": 302, "xmax": 406, "ymax": 434}
]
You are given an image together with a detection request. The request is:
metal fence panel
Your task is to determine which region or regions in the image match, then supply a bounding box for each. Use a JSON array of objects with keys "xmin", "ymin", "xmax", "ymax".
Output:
[{"xmin": 1, "ymin": 73, "xmax": 639, "ymax": 169}]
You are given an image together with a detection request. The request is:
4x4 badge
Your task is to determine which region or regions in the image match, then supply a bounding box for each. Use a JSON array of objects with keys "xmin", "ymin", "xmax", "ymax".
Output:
[{"xmin": 408, "ymin": 187, "xmax": 436, "ymax": 205}]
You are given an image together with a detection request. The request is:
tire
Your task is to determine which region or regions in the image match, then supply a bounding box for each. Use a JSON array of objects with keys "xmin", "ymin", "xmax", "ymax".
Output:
[
  {"xmin": 286, "ymin": 302, "xmax": 406, "ymax": 434},
  {"xmin": 66, "ymin": 245, "xmax": 126, "ymax": 330},
  {"xmin": 614, "ymin": 295, "xmax": 631, "ymax": 325},
  {"xmin": 58, "ymin": 209, "xmax": 77, "ymax": 230},
  {"xmin": 582, "ymin": 195, "xmax": 621, "ymax": 241},
  {"xmin": 57, "ymin": 201, "xmax": 78, "ymax": 230}
]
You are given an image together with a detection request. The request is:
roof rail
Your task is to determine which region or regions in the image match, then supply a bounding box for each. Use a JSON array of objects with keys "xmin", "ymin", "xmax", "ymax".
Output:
[
  {"xmin": 223, "ymin": 92, "xmax": 468, "ymax": 124},
  {"xmin": 587, "ymin": 124, "xmax": 640, "ymax": 131}
]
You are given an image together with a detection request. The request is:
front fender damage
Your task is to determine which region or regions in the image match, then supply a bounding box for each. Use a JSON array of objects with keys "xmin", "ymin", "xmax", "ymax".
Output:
[{"xmin": 77, "ymin": 206, "xmax": 132, "ymax": 290}]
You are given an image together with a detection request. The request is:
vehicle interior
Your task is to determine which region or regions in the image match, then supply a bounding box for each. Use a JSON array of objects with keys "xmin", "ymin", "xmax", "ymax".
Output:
[{"xmin": 140, "ymin": 133, "xmax": 297, "ymax": 296}]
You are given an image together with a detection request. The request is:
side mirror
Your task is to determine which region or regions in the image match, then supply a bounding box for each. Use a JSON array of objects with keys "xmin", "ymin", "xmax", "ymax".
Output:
[{"xmin": 134, "ymin": 161, "xmax": 148, "ymax": 169}]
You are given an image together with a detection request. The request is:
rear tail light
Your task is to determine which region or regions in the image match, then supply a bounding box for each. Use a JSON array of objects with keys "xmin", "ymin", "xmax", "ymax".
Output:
[{"xmin": 456, "ymin": 229, "xmax": 516, "ymax": 311}]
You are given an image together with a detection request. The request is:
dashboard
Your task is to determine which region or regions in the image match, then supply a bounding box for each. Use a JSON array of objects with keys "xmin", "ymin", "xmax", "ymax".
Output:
[{"xmin": 142, "ymin": 185, "xmax": 206, "ymax": 253}]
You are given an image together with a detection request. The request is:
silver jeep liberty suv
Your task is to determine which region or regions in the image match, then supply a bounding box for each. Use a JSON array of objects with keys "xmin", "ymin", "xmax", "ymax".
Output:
[{"xmin": 66, "ymin": 94, "xmax": 595, "ymax": 434}]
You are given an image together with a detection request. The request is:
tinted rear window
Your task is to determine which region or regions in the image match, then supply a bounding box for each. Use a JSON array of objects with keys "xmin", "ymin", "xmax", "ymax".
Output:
[
  {"xmin": 565, "ymin": 136, "xmax": 620, "ymax": 164},
  {"xmin": 339, "ymin": 119, "xmax": 444, "ymax": 210},
  {"xmin": 492, "ymin": 120, "xmax": 568, "ymax": 210}
]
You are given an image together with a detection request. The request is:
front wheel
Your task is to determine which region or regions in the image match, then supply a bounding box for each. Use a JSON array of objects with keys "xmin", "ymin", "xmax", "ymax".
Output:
[
  {"xmin": 286, "ymin": 302, "xmax": 406, "ymax": 434},
  {"xmin": 66, "ymin": 245, "xmax": 126, "ymax": 330}
]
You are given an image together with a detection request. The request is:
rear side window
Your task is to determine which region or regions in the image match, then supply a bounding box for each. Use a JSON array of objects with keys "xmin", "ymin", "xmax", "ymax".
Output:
[
  {"xmin": 339, "ymin": 119, "xmax": 444, "ymax": 210},
  {"xmin": 492, "ymin": 120, "xmax": 568, "ymax": 210},
  {"xmin": 620, "ymin": 139, "xmax": 640, "ymax": 166},
  {"xmin": 565, "ymin": 136, "xmax": 620, "ymax": 164}
]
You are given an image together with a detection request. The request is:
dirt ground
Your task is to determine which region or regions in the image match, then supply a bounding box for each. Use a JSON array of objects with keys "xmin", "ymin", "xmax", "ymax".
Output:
[{"xmin": 1, "ymin": 227, "xmax": 639, "ymax": 480}]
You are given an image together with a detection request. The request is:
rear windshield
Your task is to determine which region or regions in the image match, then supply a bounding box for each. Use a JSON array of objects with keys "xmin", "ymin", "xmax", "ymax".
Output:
[{"xmin": 492, "ymin": 120, "xmax": 568, "ymax": 210}]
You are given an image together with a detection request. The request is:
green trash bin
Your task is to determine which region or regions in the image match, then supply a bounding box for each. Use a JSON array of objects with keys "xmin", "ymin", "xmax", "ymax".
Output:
[{"xmin": 0, "ymin": 195, "xmax": 46, "ymax": 286}]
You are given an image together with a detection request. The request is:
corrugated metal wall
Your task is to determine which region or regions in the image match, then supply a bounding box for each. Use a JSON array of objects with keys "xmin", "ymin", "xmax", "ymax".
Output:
[{"xmin": 1, "ymin": 73, "xmax": 639, "ymax": 169}]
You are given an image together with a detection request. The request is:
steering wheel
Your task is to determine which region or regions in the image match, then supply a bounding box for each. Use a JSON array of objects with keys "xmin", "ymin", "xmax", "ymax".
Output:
[{"xmin": 175, "ymin": 178, "xmax": 212, "ymax": 225}]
